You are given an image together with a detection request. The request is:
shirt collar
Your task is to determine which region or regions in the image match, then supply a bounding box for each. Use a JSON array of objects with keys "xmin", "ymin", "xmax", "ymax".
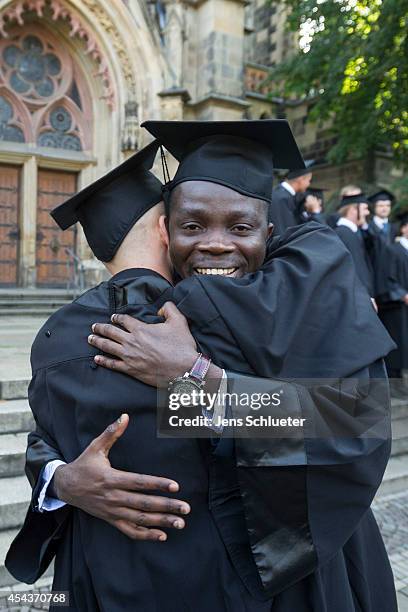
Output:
[
  {"xmin": 337, "ymin": 217, "xmax": 359, "ymax": 233},
  {"xmin": 400, "ymin": 237, "xmax": 408, "ymax": 252},
  {"xmin": 373, "ymin": 215, "xmax": 388, "ymax": 229},
  {"xmin": 281, "ymin": 181, "xmax": 296, "ymax": 196}
]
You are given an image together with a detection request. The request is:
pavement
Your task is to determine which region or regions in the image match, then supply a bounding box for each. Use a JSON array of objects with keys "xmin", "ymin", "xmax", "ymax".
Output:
[
  {"xmin": 0, "ymin": 315, "xmax": 407, "ymax": 611},
  {"xmin": 373, "ymin": 491, "xmax": 408, "ymax": 611}
]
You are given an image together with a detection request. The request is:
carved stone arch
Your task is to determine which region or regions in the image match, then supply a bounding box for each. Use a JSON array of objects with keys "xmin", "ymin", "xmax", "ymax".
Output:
[
  {"xmin": 0, "ymin": 84, "xmax": 33, "ymax": 141},
  {"xmin": 98, "ymin": 0, "xmax": 170, "ymax": 115},
  {"xmin": 0, "ymin": 0, "xmax": 168, "ymax": 156},
  {"xmin": 67, "ymin": 0, "xmax": 171, "ymax": 155}
]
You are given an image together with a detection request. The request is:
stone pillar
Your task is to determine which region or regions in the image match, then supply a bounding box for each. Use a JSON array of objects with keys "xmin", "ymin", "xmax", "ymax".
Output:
[
  {"xmin": 158, "ymin": 87, "xmax": 190, "ymax": 120},
  {"xmin": 19, "ymin": 156, "xmax": 37, "ymax": 288},
  {"xmin": 186, "ymin": 0, "xmax": 250, "ymax": 119},
  {"xmin": 162, "ymin": 0, "xmax": 185, "ymax": 88}
]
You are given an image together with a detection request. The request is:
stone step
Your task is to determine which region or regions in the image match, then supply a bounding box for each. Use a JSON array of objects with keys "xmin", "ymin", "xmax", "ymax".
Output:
[
  {"xmin": 0, "ymin": 529, "xmax": 20, "ymax": 588},
  {"xmin": 391, "ymin": 417, "xmax": 408, "ymax": 456},
  {"xmin": 0, "ymin": 529, "xmax": 54, "ymax": 588},
  {"xmin": 0, "ymin": 434, "xmax": 28, "ymax": 478},
  {"xmin": 0, "ymin": 476, "xmax": 31, "ymax": 531},
  {"xmin": 0, "ymin": 308, "xmax": 58, "ymax": 317},
  {"xmin": 391, "ymin": 398, "xmax": 408, "ymax": 420},
  {"xmin": 0, "ymin": 380, "xmax": 30, "ymax": 401},
  {"xmin": 0, "ymin": 300, "xmax": 69, "ymax": 316},
  {"xmin": 0, "ymin": 289, "xmax": 75, "ymax": 299},
  {"xmin": 0, "ymin": 400, "xmax": 34, "ymax": 434},
  {"xmin": 378, "ymin": 455, "xmax": 408, "ymax": 497},
  {"xmin": 0, "ymin": 294, "xmax": 73, "ymax": 307}
]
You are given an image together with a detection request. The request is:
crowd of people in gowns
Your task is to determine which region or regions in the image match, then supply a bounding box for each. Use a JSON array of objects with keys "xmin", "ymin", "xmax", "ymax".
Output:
[{"xmin": 270, "ymin": 169, "xmax": 408, "ymax": 398}]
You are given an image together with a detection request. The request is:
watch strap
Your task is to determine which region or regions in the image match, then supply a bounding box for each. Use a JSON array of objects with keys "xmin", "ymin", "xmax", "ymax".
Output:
[{"xmin": 189, "ymin": 353, "xmax": 211, "ymax": 382}]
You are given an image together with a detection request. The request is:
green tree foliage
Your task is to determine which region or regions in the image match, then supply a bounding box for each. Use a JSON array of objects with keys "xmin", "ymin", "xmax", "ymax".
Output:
[{"xmin": 272, "ymin": 0, "xmax": 408, "ymax": 166}]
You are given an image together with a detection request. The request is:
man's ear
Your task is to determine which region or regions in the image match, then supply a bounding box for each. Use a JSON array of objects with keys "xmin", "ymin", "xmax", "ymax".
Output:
[
  {"xmin": 267, "ymin": 223, "xmax": 274, "ymax": 238},
  {"xmin": 158, "ymin": 214, "xmax": 170, "ymax": 249}
]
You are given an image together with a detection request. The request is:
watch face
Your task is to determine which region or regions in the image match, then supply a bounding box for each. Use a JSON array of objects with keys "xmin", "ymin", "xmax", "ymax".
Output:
[{"xmin": 169, "ymin": 378, "xmax": 202, "ymax": 406}]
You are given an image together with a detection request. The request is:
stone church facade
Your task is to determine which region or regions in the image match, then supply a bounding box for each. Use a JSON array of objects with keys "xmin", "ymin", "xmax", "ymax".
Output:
[{"xmin": 0, "ymin": 0, "xmax": 400, "ymax": 288}]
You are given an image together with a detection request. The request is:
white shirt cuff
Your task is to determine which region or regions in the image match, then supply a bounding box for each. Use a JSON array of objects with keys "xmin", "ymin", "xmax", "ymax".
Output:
[
  {"xmin": 202, "ymin": 369, "xmax": 227, "ymax": 434},
  {"xmin": 38, "ymin": 460, "xmax": 67, "ymax": 512}
]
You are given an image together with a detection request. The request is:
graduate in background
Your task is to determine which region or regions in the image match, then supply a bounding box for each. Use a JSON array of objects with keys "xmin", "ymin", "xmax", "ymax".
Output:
[
  {"xmin": 378, "ymin": 213, "xmax": 408, "ymax": 395},
  {"xmin": 368, "ymin": 189, "xmax": 398, "ymax": 245},
  {"xmin": 270, "ymin": 161, "xmax": 314, "ymax": 233},
  {"xmin": 296, "ymin": 186, "xmax": 327, "ymax": 225},
  {"xmin": 326, "ymin": 184, "xmax": 362, "ymax": 229},
  {"xmin": 335, "ymin": 193, "xmax": 376, "ymax": 301}
]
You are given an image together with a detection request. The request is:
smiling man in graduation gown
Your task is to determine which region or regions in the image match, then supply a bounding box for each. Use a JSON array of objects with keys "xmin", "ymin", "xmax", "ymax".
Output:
[
  {"xmin": 86, "ymin": 121, "xmax": 396, "ymax": 610},
  {"xmin": 7, "ymin": 121, "xmax": 397, "ymax": 612}
]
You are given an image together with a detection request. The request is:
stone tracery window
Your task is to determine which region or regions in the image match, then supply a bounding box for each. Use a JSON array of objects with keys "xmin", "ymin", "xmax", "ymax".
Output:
[
  {"xmin": 0, "ymin": 28, "xmax": 91, "ymax": 151},
  {"xmin": 38, "ymin": 105, "xmax": 82, "ymax": 151},
  {"xmin": 0, "ymin": 93, "xmax": 25, "ymax": 142}
]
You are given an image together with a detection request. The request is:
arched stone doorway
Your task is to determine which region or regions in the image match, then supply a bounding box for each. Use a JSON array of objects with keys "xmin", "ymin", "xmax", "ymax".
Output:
[
  {"xmin": 0, "ymin": 25, "xmax": 92, "ymax": 286},
  {"xmin": 0, "ymin": 0, "xmax": 166, "ymax": 287}
]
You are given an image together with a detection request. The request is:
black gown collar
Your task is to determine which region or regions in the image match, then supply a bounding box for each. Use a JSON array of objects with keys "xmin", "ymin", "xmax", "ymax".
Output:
[{"xmin": 110, "ymin": 267, "xmax": 168, "ymax": 284}]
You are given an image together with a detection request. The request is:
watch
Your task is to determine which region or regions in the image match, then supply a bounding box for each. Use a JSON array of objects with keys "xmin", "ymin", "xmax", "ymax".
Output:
[{"xmin": 168, "ymin": 354, "xmax": 211, "ymax": 403}]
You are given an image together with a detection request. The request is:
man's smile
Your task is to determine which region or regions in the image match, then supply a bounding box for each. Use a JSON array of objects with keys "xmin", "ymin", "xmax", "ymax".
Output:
[{"xmin": 194, "ymin": 267, "xmax": 238, "ymax": 276}]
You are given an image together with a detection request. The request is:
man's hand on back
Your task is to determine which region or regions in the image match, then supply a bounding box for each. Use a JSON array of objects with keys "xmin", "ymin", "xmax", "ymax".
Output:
[
  {"xmin": 53, "ymin": 414, "xmax": 190, "ymax": 541},
  {"xmin": 88, "ymin": 301, "xmax": 222, "ymax": 386}
]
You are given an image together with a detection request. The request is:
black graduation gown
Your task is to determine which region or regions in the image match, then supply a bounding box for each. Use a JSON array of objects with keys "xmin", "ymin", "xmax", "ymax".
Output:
[
  {"xmin": 7, "ymin": 223, "xmax": 397, "ymax": 612},
  {"xmin": 335, "ymin": 225, "xmax": 375, "ymax": 295},
  {"xmin": 365, "ymin": 223, "xmax": 398, "ymax": 300},
  {"xmin": 368, "ymin": 219, "xmax": 398, "ymax": 247},
  {"xmin": 378, "ymin": 242, "xmax": 408, "ymax": 371},
  {"xmin": 8, "ymin": 269, "xmax": 267, "ymax": 612},
  {"xmin": 269, "ymin": 184, "xmax": 297, "ymax": 234}
]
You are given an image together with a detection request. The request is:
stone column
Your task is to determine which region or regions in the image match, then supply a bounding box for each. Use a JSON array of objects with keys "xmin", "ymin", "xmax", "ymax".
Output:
[
  {"xmin": 19, "ymin": 156, "xmax": 37, "ymax": 288},
  {"xmin": 186, "ymin": 0, "xmax": 250, "ymax": 119}
]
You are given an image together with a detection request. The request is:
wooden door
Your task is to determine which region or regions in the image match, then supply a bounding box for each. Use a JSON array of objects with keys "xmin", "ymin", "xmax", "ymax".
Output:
[
  {"xmin": 0, "ymin": 165, "xmax": 20, "ymax": 286},
  {"xmin": 36, "ymin": 169, "xmax": 77, "ymax": 287}
]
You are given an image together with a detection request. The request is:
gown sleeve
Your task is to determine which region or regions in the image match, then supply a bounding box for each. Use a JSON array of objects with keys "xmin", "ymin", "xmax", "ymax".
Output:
[
  {"xmin": 228, "ymin": 363, "xmax": 391, "ymax": 595},
  {"xmin": 171, "ymin": 225, "xmax": 393, "ymax": 596}
]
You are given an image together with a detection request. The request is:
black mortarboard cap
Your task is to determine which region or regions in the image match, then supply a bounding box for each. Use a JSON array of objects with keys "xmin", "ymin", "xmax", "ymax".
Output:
[
  {"xmin": 51, "ymin": 140, "xmax": 162, "ymax": 262},
  {"xmin": 336, "ymin": 193, "xmax": 369, "ymax": 210},
  {"xmin": 397, "ymin": 210, "xmax": 408, "ymax": 227},
  {"xmin": 142, "ymin": 120, "xmax": 304, "ymax": 204},
  {"xmin": 307, "ymin": 186, "xmax": 326, "ymax": 196},
  {"xmin": 286, "ymin": 159, "xmax": 315, "ymax": 180},
  {"xmin": 368, "ymin": 189, "xmax": 395, "ymax": 205}
]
